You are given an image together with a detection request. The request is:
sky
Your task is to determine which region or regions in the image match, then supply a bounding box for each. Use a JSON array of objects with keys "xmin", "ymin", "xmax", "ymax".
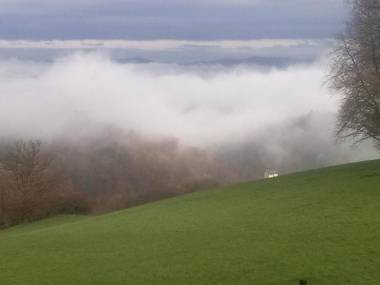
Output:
[
  {"xmin": 0, "ymin": 0, "xmax": 347, "ymax": 40},
  {"xmin": 0, "ymin": 0, "xmax": 378, "ymax": 171}
]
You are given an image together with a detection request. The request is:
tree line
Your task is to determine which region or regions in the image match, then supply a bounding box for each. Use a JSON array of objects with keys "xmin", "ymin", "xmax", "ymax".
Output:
[{"xmin": 0, "ymin": 133, "xmax": 221, "ymax": 228}]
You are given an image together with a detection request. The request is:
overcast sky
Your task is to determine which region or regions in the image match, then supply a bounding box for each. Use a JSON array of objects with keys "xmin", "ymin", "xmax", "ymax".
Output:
[{"xmin": 0, "ymin": 0, "xmax": 347, "ymax": 40}]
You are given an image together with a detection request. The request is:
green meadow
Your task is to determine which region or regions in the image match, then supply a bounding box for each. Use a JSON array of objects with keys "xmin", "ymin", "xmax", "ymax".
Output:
[{"xmin": 1, "ymin": 160, "xmax": 380, "ymax": 285}]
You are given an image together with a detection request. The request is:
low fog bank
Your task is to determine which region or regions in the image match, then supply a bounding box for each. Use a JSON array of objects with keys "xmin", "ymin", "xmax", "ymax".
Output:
[
  {"xmin": 0, "ymin": 53, "xmax": 335, "ymax": 142},
  {"xmin": 0, "ymin": 52, "xmax": 378, "ymax": 182},
  {"xmin": 213, "ymin": 112, "xmax": 379, "ymax": 182},
  {"xmin": 0, "ymin": 51, "xmax": 378, "ymax": 224}
]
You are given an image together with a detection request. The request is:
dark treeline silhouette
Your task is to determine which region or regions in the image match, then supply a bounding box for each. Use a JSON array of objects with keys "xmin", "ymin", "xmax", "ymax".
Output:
[
  {"xmin": 0, "ymin": 129, "xmax": 222, "ymax": 228},
  {"xmin": 50, "ymin": 129, "xmax": 222, "ymax": 213}
]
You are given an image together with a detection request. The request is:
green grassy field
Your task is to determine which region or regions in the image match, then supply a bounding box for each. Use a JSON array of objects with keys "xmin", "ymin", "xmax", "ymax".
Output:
[{"xmin": 1, "ymin": 160, "xmax": 380, "ymax": 285}]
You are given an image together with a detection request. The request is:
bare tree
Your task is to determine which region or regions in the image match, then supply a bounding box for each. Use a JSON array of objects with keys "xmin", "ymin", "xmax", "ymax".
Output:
[
  {"xmin": 1, "ymin": 140, "xmax": 52, "ymax": 221},
  {"xmin": 0, "ymin": 140, "xmax": 89, "ymax": 225},
  {"xmin": 329, "ymin": 0, "xmax": 380, "ymax": 144}
]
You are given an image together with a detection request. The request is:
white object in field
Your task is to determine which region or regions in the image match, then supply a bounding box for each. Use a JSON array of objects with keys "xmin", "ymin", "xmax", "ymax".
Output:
[{"xmin": 264, "ymin": 170, "xmax": 279, "ymax": 179}]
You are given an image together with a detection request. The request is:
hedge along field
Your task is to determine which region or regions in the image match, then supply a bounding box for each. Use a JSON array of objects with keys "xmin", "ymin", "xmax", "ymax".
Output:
[{"xmin": 0, "ymin": 160, "xmax": 380, "ymax": 285}]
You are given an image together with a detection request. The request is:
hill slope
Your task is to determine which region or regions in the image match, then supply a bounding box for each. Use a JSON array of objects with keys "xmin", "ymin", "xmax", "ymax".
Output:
[{"xmin": 1, "ymin": 160, "xmax": 380, "ymax": 285}]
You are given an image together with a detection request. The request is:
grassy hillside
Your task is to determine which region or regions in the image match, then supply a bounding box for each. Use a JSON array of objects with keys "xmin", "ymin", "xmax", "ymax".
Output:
[{"xmin": 1, "ymin": 160, "xmax": 380, "ymax": 285}]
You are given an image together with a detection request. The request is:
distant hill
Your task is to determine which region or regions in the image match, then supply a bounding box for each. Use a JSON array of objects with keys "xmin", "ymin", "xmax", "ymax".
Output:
[
  {"xmin": 188, "ymin": 56, "xmax": 311, "ymax": 68},
  {"xmin": 114, "ymin": 56, "xmax": 311, "ymax": 68},
  {"xmin": 1, "ymin": 160, "xmax": 380, "ymax": 285},
  {"xmin": 114, "ymin": 57, "xmax": 154, "ymax": 64}
]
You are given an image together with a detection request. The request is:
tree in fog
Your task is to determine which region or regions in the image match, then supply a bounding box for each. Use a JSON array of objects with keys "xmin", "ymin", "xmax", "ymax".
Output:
[
  {"xmin": 0, "ymin": 140, "xmax": 88, "ymax": 226},
  {"xmin": 1, "ymin": 140, "xmax": 53, "ymax": 221},
  {"xmin": 329, "ymin": 0, "xmax": 380, "ymax": 144}
]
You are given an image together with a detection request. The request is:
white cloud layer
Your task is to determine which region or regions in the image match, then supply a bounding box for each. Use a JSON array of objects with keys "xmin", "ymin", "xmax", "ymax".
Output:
[
  {"xmin": 0, "ymin": 52, "xmax": 378, "ymax": 169},
  {"xmin": 0, "ymin": 52, "xmax": 336, "ymax": 143}
]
